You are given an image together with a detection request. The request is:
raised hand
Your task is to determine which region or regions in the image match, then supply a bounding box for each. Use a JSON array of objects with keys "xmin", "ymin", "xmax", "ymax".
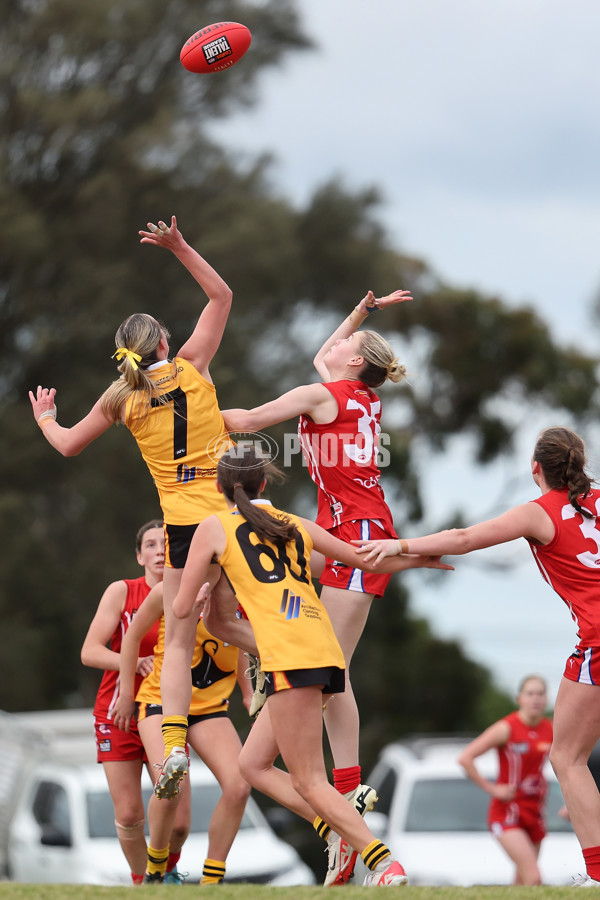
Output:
[
  {"xmin": 29, "ymin": 385, "xmax": 57, "ymax": 423},
  {"xmin": 358, "ymin": 289, "xmax": 413, "ymax": 313},
  {"xmin": 139, "ymin": 215, "xmax": 185, "ymax": 251}
]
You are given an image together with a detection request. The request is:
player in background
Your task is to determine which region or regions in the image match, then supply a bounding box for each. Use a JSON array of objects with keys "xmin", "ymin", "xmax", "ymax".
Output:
[
  {"xmin": 30, "ymin": 216, "xmax": 235, "ymax": 795},
  {"xmin": 220, "ymin": 289, "xmax": 411, "ymax": 883},
  {"xmin": 80, "ymin": 519, "xmax": 186, "ymax": 885},
  {"xmin": 356, "ymin": 425, "xmax": 600, "ymax": 888},
  {"xmin": 113, "ymin": 582, "xmax": 251, "ymax": 885},
  {"xmin": 171, "ymin": 445, "xmax": 453, "ymax": 887},
  {"xmin": 457, "ymin": 675, "xmax": 553, "ymax": 885}
]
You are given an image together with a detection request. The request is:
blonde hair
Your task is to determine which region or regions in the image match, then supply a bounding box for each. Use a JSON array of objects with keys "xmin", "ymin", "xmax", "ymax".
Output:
[
  {"xmin": 100, "ymin": 313, "xmax": 172, "ymax": 422},
  {"xmin": 357, "ymin": 330, "xmax": 406, "ymax": 388},
  {"xmin": 518, "ymin": 674, "xmax": 547, "ymax": 695}
]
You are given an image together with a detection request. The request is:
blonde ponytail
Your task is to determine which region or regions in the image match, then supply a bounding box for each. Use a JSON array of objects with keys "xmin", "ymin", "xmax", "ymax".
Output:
[
  {"xmin": 357, "ymin": 330, "xmax": 406, "ymax": 388},
  {"xmin": 100, "ymin": 313, "xmax": 171, "ymax": 422}
]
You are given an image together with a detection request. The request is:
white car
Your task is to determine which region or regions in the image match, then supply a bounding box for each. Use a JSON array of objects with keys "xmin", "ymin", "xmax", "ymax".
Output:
[
  {"xmin": 360, "ymin": 737, "xmax": 584, "ymax": 886},
  {"xmin": 8, "ymin": 753, "xmax": 315, "ymax": 886}
]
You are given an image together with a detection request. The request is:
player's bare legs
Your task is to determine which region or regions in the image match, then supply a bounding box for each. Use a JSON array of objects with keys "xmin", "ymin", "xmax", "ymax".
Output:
[
  {"xmin": 496, "ymin": 829, "xmax": 541, "ymax": 885},
  {"xmin": 103, "ymin": 759, "xmax": 147, "ymax": 877},
  {"xmin": 239, "ymin": 700, "xmax": 317, "ymax": 821},
  {"xmin": 242, "ymin": 688, "xmax": 405, "ymax": 887},
  {"xmin": 268, "ymin": 686, "xmax": 381, "ymax": 853},
  {"xmin": 160, "ymin": 566, "xmax": 194, "ymax": 719},
  {"xmin": 138, "ymin": 715, "xmax": 191, "ymax": 881},
  {"xmin": 187, "ymin": 717, "xmax": 250, "ymax": 868},
  {"xmin": 550, "ymin": 678, "xmax": 600, "ymax": 849},
  {"xmin": 321, "ymin": 586, "xmax": 373, "ymax": 766}
]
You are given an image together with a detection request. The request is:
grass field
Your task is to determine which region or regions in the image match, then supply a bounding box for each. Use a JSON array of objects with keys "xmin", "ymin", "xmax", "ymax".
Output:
[{"xmin": 0, "ymin": 884, "xmax": 589, "ymax": 900}]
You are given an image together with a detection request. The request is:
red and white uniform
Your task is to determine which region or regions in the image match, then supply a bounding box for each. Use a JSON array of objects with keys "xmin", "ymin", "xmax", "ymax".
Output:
[
  {"xmin": 93, "ymin": 576, "xmax": 159, "ymax": 761},
  {"xmin": 298, "ymin": 380, "xmax": 394, "ymax": 531},
  {"xmin": 298, "ymin": 379, "xmax": 396, "ymax": 597},
  {"xmin": 528, "ymin": 488, "xmax": 600, "ymax": 682},
  {"xmin": 488, "ymin": 711, "xmax": 553, "ymax": 842}
]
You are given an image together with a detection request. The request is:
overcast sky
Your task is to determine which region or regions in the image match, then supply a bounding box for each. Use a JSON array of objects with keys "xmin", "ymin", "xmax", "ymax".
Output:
[{"xmin": 211, "ymin": 0, "xmax": 600, "ymax": 701}]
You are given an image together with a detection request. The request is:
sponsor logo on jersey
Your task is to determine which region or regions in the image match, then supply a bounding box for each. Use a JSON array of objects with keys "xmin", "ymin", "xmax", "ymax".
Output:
[
  {"xmin": 177, "ymin": 463, "xmax": 218, "ymax": 484},
  {"xmin": 508, "ymin": 741, "xmax": 529, "ymax": 754},
  {"xmin": 353, "ymin": 475, "xmax": 381, "ymax": 489},
  {"xmin": 279, "ymin": 588, "xmax": 302, "ymax": 620}
]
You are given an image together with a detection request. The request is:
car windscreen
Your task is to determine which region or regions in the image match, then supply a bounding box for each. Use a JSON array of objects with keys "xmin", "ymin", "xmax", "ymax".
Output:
[
  {"xmin": 405, "ymin": 776, "xmax": 573, "ymax": 834},
  {"xmin": 87, "ymin": 782, "xmax": 255, "ymax": 839},
  {"xmin": 405, "ymin": 777, "xmax": 489, "ymax": 832}
]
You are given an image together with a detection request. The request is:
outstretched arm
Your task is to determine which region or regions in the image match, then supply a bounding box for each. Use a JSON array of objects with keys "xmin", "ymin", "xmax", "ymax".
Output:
[
  {"xmin": 139, "ymin": 216, "xmax": 233, "ymax": 378},
  {"xmin": 313, "ymin": 289, "xmax": 413, "ymax": 381},
  {"xmin": 299, "ymin": 517, "xmax": 453, "ymax": 575},
  {"xmin": 29, "ymin": 389, "xmax": 114, "ymax": 456},
  {"xmin": 353, "ymin": 502, "xmax": 556, "ymax": 564},
  {"xmin": 222, "ymin": 382, "xmax": 335, "ymax": 433}
]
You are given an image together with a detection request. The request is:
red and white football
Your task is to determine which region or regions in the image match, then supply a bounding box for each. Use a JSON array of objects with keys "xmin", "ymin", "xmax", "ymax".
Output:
[{"xmin": 180, "ymin": 22, "xmax": 252, "ymax": 74}]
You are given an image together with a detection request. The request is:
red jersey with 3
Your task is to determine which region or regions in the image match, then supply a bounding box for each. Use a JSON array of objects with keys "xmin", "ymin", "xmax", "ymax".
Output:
[{"xmin": 298, "ymin": 379, "xmax": 394, "ymax": 531}]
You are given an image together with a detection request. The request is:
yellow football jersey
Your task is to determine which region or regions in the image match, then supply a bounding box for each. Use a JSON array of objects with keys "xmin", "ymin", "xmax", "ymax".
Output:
[
  {"xmin": 215, "ymin": 502, "xmax": 345, "ymax": 674},
  {"xmin": 125, "ymin": 357, "xmax": 232, "ymax": 525},
  {"xmin": 136, "ymin": 616, "xmax": 238, "ymax": 717}
]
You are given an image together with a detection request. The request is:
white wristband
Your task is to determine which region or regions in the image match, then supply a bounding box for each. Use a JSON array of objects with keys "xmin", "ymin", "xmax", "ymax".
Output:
[{"xmin": 37, "ymin": 408, "xmax": 57, "ymax": 424}]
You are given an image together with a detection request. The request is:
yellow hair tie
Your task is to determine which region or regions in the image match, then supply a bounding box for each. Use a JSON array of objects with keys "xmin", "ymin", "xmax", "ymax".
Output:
[{"xmin": 113, "ymin": 347, "xmax": 142, "ymax": 370}]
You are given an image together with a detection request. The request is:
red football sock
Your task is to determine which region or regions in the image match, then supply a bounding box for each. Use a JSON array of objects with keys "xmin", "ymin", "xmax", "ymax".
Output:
[
  {"xmin": 333, "ymin": 765, "xmax": 361, "ymax": 795},
  {"xmin": 584, "ymin": 845, "xmax": 600, "ymax": 881},
  {"xmin": 131, "ymin": 873, "xmax": 144, "ymax": 885},
  {"xmin": 167, "ymin": 850, "xmax": 181, "ymax": 872}
]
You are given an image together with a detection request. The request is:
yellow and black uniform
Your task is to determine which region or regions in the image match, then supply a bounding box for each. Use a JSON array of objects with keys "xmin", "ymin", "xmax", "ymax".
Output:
[
  {"xmin": 125, "ymin": 357, "xmax": 232, "ymax": 527},
  {"xmin": 137, "ymin": 615, "xmax": 238, "ymax": 721},
  {"xmin": 125, "ymin": 357, "xmax": 233, "ymax": 567},
  {"xmin": 214, "ymin": 500, "xmax": 345, "ymax": 690}
]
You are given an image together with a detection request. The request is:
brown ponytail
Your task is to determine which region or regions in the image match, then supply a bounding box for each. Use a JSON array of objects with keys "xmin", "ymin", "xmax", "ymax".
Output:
[
  {"xmin": 533, "ymin": 426, "xmax": 594, "ymax": 518},
  {"xmin": 217, "ymin": 447, "xmax": 300, "ymax": 548}
]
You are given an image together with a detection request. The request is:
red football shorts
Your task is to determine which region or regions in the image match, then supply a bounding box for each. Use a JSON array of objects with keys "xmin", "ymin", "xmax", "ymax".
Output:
[
  {"xmin": 489, "ymin": 798, "xmax": 546, "ymax": 844},
  {"xmin": 563, "ymin": 646, "xmax": 600, "ymax": 685},
  {"xmin": 319, "ymin": 518, "xmax": 395, "ymax": 598},
  {"xmin": 94, "ymin": 717, "xmax": 147, "ymax": 763}
]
